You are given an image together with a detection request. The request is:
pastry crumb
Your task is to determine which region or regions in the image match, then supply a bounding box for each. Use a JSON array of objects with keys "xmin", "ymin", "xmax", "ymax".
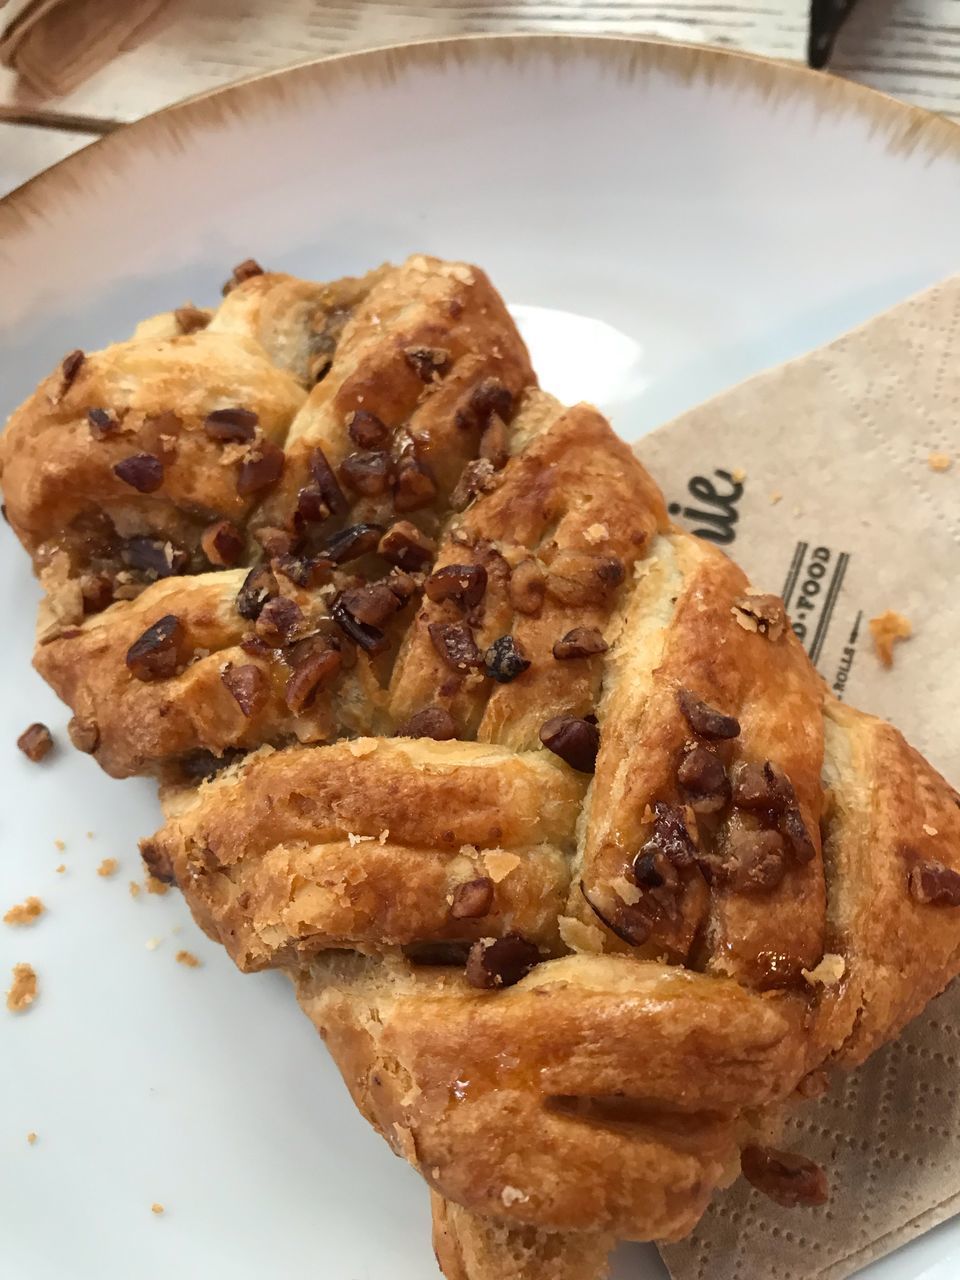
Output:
[
  {"xmin": 769, "ymin": 491, "xmax": 783, "ymax": 505},
  {"xmin": 176, "ymin": 949, "xmax": 201, "ymax": 968},
  {"xmin": 501, "ymin": 1185, "xmax": 529, "ymax": 1207},
  {"xmin": 54, "ymin": 839, "xmax": 66, "ymax": 852},
  {"xmin": 558, "ymin": 915, "xmax": 605, "ymax": 954},
  {"xmin": 583, "ymin": 522, "xmax": 609, "ymax": 544},
  {"xmin": 928, "ymin": 451, "xmax": 952, "ymax": 472},
  {"xmin": 145, "ymin": 875, "xmax": 169, "ymax": 896},
  {"xmin": 346, "ymin": 739, "xmax": 377, "ymax": 757},
  {"xmin": 146, "ymin": 937, "xmax": 161, "ymax": 951},
  {"xmin": 482, "ymin": 850, "xmax": 521, "ymax": 882},
  {"xmin": 378, "ymin": 829, "xmax": 389, "ymax": 845},
  {"xmin": 6, "ymin": 963, "xmax": 38, "ymax": 1013},
  {"xmin": 4, "ymin": 896, "xmax": 45, "ymax": 927},
  {"xmin": 802, "ymin": 953, "xmax": 846, "ymax": 987},
  {"xmin": 26, "ymin": 1131, "xmax": 37, "ymax": 1145},
  {"xmin": 55, "ymin": 864, "xmax": 66, "ymax": 874},
  {"xmin": 731, "ymin": 467, "xmax": 746, "ymax": 483},
  {"xmin": 129, "ymin": 881, "xmax": 141, "ymax": 898},
  {"xmin": 923, "ymin": 824, "xmax": 939, "ymax": 836},
  {"xmin": 870, "ymin": 610, "xmax": 912, "ymax": 668},
  {"xmin": 151, "ymin": 1203, "xmax": 164, "ymax": 1215},
  {"xmin": 347, "ymin": 832, "xmax": 375, "ymax": 847},
  {"xmin": 86, "ymin": 831, "xmax": 94, "ymax": 840},
  {"xmin": 97, "ymin": 858, "xmax": 118, "ymax": 878}
]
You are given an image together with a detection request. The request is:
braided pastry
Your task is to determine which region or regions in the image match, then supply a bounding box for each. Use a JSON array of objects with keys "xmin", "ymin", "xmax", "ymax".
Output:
[{"xmin": 3, "ymin": 256, "xmax": 960, "ymax": 1280}]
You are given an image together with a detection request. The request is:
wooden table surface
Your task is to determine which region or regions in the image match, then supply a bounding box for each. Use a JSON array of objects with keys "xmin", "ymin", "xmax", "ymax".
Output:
[{"xmin": 1, "ymin": 0, "xmax": 960, "ymax": 198}]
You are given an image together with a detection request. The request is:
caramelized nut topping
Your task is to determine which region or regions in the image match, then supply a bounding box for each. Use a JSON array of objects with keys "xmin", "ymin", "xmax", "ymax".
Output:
[
  {"xmin": 479, "ymin": 415, "xmax": 509, "ymax": 469},
  {"xmin": 340, "ymin": 583, "xmax": 403, "ymax": 628},
  {"xmin": 67, "ymin": 716, "xmax": 99, "ymax": 754},
  {"xmin": 451, "ymin": 458, "xmax": 499, "ymax": 510},
  {"xmin": 331, "ymin": 593, "xmax": 389, "ymax": 654},
  {"xmin": 781, "ymin": 807, "xmax": 816, "ymax": 863},
  {"xmin": 907, "ymin": 859, "xmax": 960, "ymax": 906},
  {"xmin": 379, "ymin": 521, "xmax": 436, "ymax": 571},
  {"xmin": 545, "ymin": 551, "xmax": 625, "ymax": 607},
  {"xmin": 122, "ymin": 536, "xmax": 189, "ymax": 579},
  {"xmin": 221, "ymin": 664, "xmax": 268, "ymax": 718},
  {"xmin": 429, "ymin": 621, "xmax": 483, "ymax": 673},
  {"xmin": 295, "ymin": 483, "xmax": 332, "ymax": 525},
  {"xmin": 222, "ymin": 258, "xmax": 264, "ymax": 294},
  {"xmin": 125, "ymin": 615, "xmax": 184, "ymax": 682},
  {"xmin": 485, "ymin": 635, "xmax": 531, "ymax": 684},
  {"xmin": 465, "ymin": 934, "xmax": 540, "ymax": 989},
  {"xmin": 201, "ymin": 520, "xmax": 244, "ymax": 567},
  {"xmin": 740, "ymin": 1146, "xmax": 829, "ymax": 1208},
  {"xmin": 385, "ymin": 569, "xmax": 422, "ymax": 604},
  {"xmin": 59, "ymin": 349, "xmax": 85, "ymax": 395},
  {"xmin": 174, "ymin": 305, "xmax": 210, "ymax": 334},
  {"xmin": 451, "ymin": 878, "xmax": 495, "ymax": 920},
  {"xmin": 204, "ymin": 407, "xmax": 259, "ymax": 443},
  {"xmin": 272, "ymin": 553, "xmax": 333, "ymax": 589},
  {"xmin": 237, "ymin": 440, "xmax": 284, "ymax": 496},
  {"xmin": 323, "ymin": 523, "xmax": 384, "ymax": 564},
  {"xmin": 114, "ymin": 453, "xmax": 164, "ymax": 493},
  {"xmin": 635, "ymin": 802, "xmax": 697, "ymax": 872},
  {"xmin": 732, "ymin": 760, "xmax": 794, "ymax": 812},
  {"xmin": 284, "ymin": 645, "xmax": 342, "ymax": 712},
  {"xmin": 308, "ymin": 447, "xmax": 348, "ymax": 517},
  {"xmin": 17, "ymin": 723, "xmax": 53, "ymax": 763},
  {"xmin": 725, "ymin": 829, "xmax": 787, "ymax": 894},
  {"xmin": 87, "ymin": 407, "xmax": 121, "ymax": 439},
  {"xmin": 255, "ymin": 596, "xmax": 304, "ymax": 647},
  {"xmin": 553, "ymin": 627, "xmax": 608, "ymax": 660},
  {"xmin": 255, "ymin": 526, "xmax": 294, "ymax": 559},
  {"xmin": 348, "ymin": 409, "xmax": 391, "ymax": 450},
  {"xmin": 539, "ymin": 715, "xmax": 600, "ymax": 773},
  {"xmin": 394, "ymin": 454, "xmax": 438, "ymax": 512},
  {"xmin": 236, "ymin": 566, "xmax": 279, "ymax": 621},
  {"xmin": 509, "ymin": 558, "xmax": 547, "ymax": 615},
  {"xmin": 732, "ymin": 593, "xmax": 787, "ymax": 641},
  {"xmin": 339, "ymin": 451, "xmax": 393, "ymax": 496},
  {"xmin": 677, "ymin": 745, "xmax": 729, "ymax": 813},
  {"xmin": 397, "ymin": 707, "xmax": 458, "ymax": 740},
  {"xmin": 678, "ymin": 688, "xmax": 741, "ymax": 740},
  {"xmin": 425, "ymin": 563, "xmax": 488, "ymax": 609},
  {"xmin": 404, "ymin": 345, "xmax": 451, "ymax": 381},
  {"xmin": 455, "ymin": 378, "xmax": 513, "ymax": 432},
  {"xmin": 580, "ymin": 882, "xmax": 651, "ymax": 947}
]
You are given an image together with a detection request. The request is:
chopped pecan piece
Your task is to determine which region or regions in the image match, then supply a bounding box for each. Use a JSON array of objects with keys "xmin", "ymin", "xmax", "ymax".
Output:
[
  {"xmin": 80, "ymin": 572, "xmax": 114, "ymax": 612},
  {"xmin": 545, "ymin": 550, "xmax": 625, "ymax": 607},
  {"xmin": 330, "ymin": 593, "xmax": 389, "ymax": 654},
  {"xmin": 272, "ymin": 553, "xmax": 333, "ymax": 590},
  {"xmin": 348, "ymin": 409, "xmax": 391, "ymax": 450},
  {"xmin": 404, "ymin": 345, "xmax": 451, "ymax": 381},
  {"xmin": 67, "ymin": 716, "xmax": 99, "ymax": 754},
  {"xmin": 339, "ymin": 583, "xmax": 403, "ymax": 628},
  {"xmin": 339, "ymin": 450, "xmax": 393, "ymax": 496},
  {"xmin": 308, "ymin": 447, "xmax": 348, "ymax": 517},
  {"xmin": 465, "ymin": 934, "xmax": 540, "ymax": 989},
  {"xmin": 484, "ymin": 635, "xmax": 530, "ymax": 684},
  {"xmin": 237, "ymin": 440, "xmax": 284, "ymax": 496},
  {"xmin": 635, "ymin": 802, "xmax": 697, "ymax": 872},
  {"xmin": 122, "ymin": 536, "xmax": 189, "ymax": 579},
  {"xmin": 284, "ymin": 642, "xmax": 342, "ymax": 712},
  {"xmin": 425, "ymin": 563, "xmax": 487, "ymax": 609},
  {"xmin": 87, "ymin": 407, "xmax": 121, "ymax": 439},
  {"xmin": 677, "ymin": 688, "xmax": 741, "ymax": 740},
  {"xmin": 429, "ymin": 621, "xmax": 483, "ymax": 673},
  {"xmin": 255, "ymin": 526, "xmax": 294, "ymax": 559},
  {"xmin": 451, "ymin": 877, "xmax": 495, "ymax": 920},
  {"xmin": 255, "ymin": 596, "xmax": 304, "ymax": 646},
  {"xmin": 295, "ymin": 484, "xmax": 332, "ymax": 525},
  {"xmin": 114, "ymin": 453, "xmax": 164, "ymax": 493},
  {"xmin": 384, "ymin": 568, "xmax": 422, "ymax": 604},
  {"xmin": 740, "ymin": 1146, "xmax": 828, "ymax": 1208},
  {"xmin": 201, "ymin": 520, "xmax": 244, "ymax": 567},
  {"xmin": 677, "ymin": 745, "xmax": 729, "ymax": 814},
  {"xmin": 322, "ymin": 523, "xmax": 383, "ymax": 564},
  {"xmin": 125, "ymin": 615, "xmax": 184, "ymax": 682},
  {"xmin": 174, "ymin": 305, "xmax": 210, "ymax": 334},
  {"xmin": 236, "ymin": 566, "xmax": 279, "ymax": 621},
  {"xmin": 397, "ymin": 707, "xmax": 457, "ymax": 740},
  {"xmin": 221, "ymin": 664, "xmax": 268, "ymax": 717},
  {"xmin": 580, "ymin": 883, "xmax": 651, "ymax": 947},
  {"xmin": 780, "ymin": 807, "xmax": 816, "ymax": 863},
  {"xmin": 222, "ymin": 258, "xmax": 264, "ymax": 294},
  {"xmin": 204, "ymin": 407, "xmax": 258, "ymax": 443},
  {"xmin": 907, "ymin": 859, "xmax": 960, "ymax": 906},
  {"xmin": 553, "ymin": 627, "xmax": 608, "ymax": 660},
  {"xmin": 59, "ymin": 348, "xmax": 85, "ymax": 395},
  {"xmin": 539, "ymin": 715, "xmax": 600, "ymax": 773},
  {"xmin": 378, "ymin": 521, "xmax": 436, "ymax": 571},
  {"xmin": 732, "ymin": 593, "xmax": 787, "ymax": 641},
  {"xmin": 455, "ymin": 378, "xmax": 513, "ymax": 432},
  {"xmin": 451, "ymin": 458, "xmax": 499, "ymax": 510},
  {"xmin": 17, "ymin": 723, "xmax": 53, "ymax": 763},
  {"xmin": 394, "ymin": 454, "xmax": 437, "ymax": 512},
  {"xmin": 732, "ymin": 760, "xmax": 794, "ymax": 812},
  {"xmin": 725, "ymin": 828, "xmax": 787, "ymax": 894},
  {"xmin": 509, "ymin": 558, "xmax": 546, "ymax": 615},
  {"xmin": 479, "ymin": 415, "xmax": 509, "ymax": 469}
]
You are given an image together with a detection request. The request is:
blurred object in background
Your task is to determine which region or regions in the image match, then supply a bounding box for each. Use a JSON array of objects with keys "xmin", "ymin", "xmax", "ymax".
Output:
[
  {"xmin": 808, "ymin": 0, "xmax": 861, "ymax": 67},
  {"xmin": 0, "ymin": 0, "xmax": 168, "ymax": 97}
]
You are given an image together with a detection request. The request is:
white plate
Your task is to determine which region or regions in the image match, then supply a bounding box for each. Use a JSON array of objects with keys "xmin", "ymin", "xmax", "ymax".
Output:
[{"xmin": 2, "ymin": 35, "xmax": 960, "ymax": 1280}]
